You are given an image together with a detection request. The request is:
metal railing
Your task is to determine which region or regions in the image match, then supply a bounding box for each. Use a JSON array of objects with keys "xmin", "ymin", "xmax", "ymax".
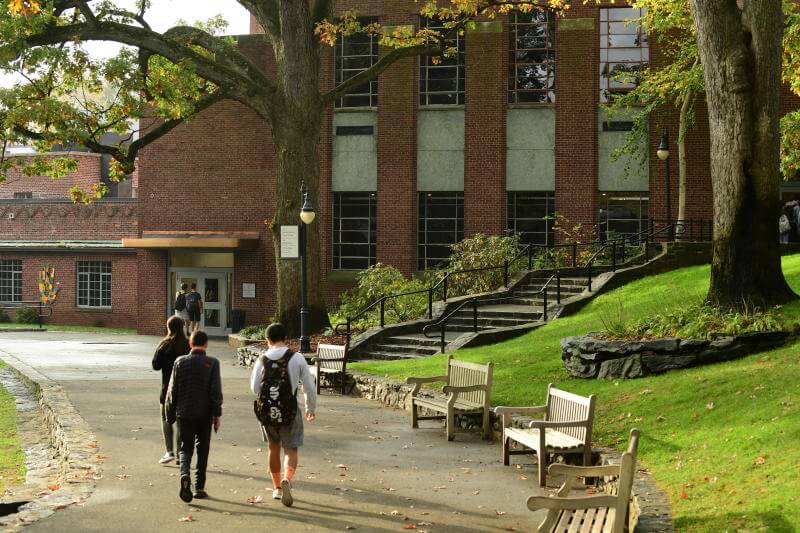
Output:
[
  {"xmin": 0, "ymin": 301, "xmax": 53, "ymax": 329},
  {"xmin": 421, "ymin": 271, "xmax": 562, "ymax": 353}
]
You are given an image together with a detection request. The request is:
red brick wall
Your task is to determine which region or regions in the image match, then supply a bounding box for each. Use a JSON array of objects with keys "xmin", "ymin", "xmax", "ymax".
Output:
[
  {"xmin": 555, "ymin": 8, "xmax": 599, "ymax": 240},
  {"xmin": 0, "ymin": 200, "xmax": 138, "ymax": 241},
  {"xmin": 136, "ymin": 250, "xmax": 167, "ymax": 334},
  {"xmin": 464, "ymin": 21, "xmax": 507, "ymax": 236},
  {"xmin": 376, "ymin": 2, "xmax": 418, "ymax": 276},
  {"xmin": 0, "ymin": 252, "xmax": 137, "ymax": 328},
  {"xmin": 0, "ymin": 153, "xmax": 102, "ymax": 199}
]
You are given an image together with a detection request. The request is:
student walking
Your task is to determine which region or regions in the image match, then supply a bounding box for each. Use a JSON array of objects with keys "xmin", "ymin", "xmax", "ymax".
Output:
[
  {"xmin": 173, "ymin": 283, "xmax": 190, "ymax": 335},
  {"xmin": 185, "ymin": 283, "xmax": 203, "ymax": 334},
  {"xmin": 251, "ymin": 323, "xmax": 316, "ymax": 507},
  {"xmin": 151, "ymin": 316, "xmax": 191, "ymax": 465},
  {"xmin": 166, "ymin": 330, "xmax": 223, "ymax": 503}
]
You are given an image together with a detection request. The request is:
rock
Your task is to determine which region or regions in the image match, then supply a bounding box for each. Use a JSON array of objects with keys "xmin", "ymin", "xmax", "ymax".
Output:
[
  {"xmin": 598, "ymin": 355, "xmax": 644, "ymax": 379},
  {"xmin": 641, "ymin": 354, "xmax": 696, "ymax": 374},
  {"xmin": 640, "ymin": 338, "xmax": 679, "ymax": 353},
  {"xmin": 679, "ymin": 339, "xmax": 709, "ymax": 350},
  {"xmin": 563, "ymin": 356, "xmax": 599, "ymax": 378},
  {"xmin": 709, "ymin": 336, "xmax": 735, "ymax": 349}
]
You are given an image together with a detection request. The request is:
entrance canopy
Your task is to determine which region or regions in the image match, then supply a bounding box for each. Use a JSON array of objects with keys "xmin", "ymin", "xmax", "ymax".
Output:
[{"xmin": 122, "ymin": 231, "xmax": 260, "ymax": 251}]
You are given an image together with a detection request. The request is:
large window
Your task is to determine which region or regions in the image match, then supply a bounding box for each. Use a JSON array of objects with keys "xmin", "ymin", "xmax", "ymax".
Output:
[
  {"xmin": 419, "ymin": 18, "xmax": 465, "ymax": 106},
  {"xmin": 507, "ymin": 192, "xmax": 555, "ymax": 245},
  {"xmin": 0, "ymin": 260, "xmax": 22, "ymax": 302},
  {"xmin": 599, "ymin": 194, "xmax": 649, "ymax": 240},
  {"xmin": 332, "ymin": 192, "xmax": 377, "ymax": 270},
  {"xmin": 334, "ymin": 18, "xmax": 379, "ymax": 108},
  {"xmin": 77, "ymin": 261, "xmax": 112, "ymax": 308},
  {"xmin": 508, "ymin": 10, "xmax": 556, "ymax": 104},
  {"xmin": 600, "ymin": 8, "xmax": 648, "ymax": 102},
  {"xmin": 418, "ymin": 192, "xmax": 464, "ymax": 270}
]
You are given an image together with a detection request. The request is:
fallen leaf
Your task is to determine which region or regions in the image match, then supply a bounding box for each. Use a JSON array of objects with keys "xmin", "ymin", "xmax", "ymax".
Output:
[
  {"xmin": 47, "ymin": 484, "xmax": 60, "ymax": 491},
  {"xmin": 755, "ymin": 456, "xmax": 766, "ymax": 465},
  {"xmin": 706, "ymin": 402, "xmax": 715, "ymax": 410},
  {"xmin": 680, "ymin": 490, "xmax": 689, "ymax": 499},
  {"xmin": 179, "ymin": 515, "xmax": 194, "ymax": 522},
  {"xmin": 495, "ymin": 510, "xmax": 507, "ymax": 516},
  {"xmin": 402, "ymin": 526, "xmax": 416, "ymax": 530},
  {"xmin": 246, "ymin": 495, "xmax": 263, "ymax": 504},
  {"xmin": 417, "ymin": 522, "xmax": 433, "ymax": 526},
  {"xmin": 391, "ymin": 510, "xmax": 401, "ymax": 516},
  {"xmin": 345, "ymin": 527, "xmax": 357, "ymax": 531},
  {"xmin": 87, "ymin": 442, "xmax": 98, "ymax": 449},
  {"xmin": 336, "ymin": 464, "xmax": 348, "ymax": 469},
  {"xmin": 504, "ymin": 528, "xmax": 517, "ymax": 532},
  {"xmin": 656, "ymin": 415, "xmax": 666, "ymax": 422}
]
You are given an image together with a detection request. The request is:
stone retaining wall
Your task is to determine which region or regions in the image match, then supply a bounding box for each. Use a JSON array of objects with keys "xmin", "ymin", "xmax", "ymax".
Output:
[{"xmin": 561, "ymin": 331, "xmax": 791, "ymax": 379}]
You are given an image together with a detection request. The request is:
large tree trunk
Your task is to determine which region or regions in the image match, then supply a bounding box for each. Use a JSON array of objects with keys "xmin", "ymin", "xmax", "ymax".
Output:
[
  {"xmin": 690, "ymin": 0, "xmax": 796, "ymax": 309},
  {"xmin": 676, "ymin": 87, "xmax": 692, "ymax": 228},
  {"xmin": 265, "ymin": 1, "xmax": 330, "ymax": 337}
]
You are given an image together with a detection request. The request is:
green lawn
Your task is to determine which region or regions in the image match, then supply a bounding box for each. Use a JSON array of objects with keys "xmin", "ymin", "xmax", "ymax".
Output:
[
  {"xmin": 0, "ymin": 361, "xmax": 25, "ymax": 493},
  {"xmin": 0, "ymin": 323, "xmax": 135, "ymax": 334},
  {"xmin": 352, "ymin": 255, "xmax": 800, "ymax": 532}
]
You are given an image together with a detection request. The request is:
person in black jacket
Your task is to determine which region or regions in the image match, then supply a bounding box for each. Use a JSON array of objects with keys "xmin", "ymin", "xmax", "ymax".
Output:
[
  {"xmin": 165, "ymin": 330, "xmax": 223, "ymax": 502},
  {"xmin": 152, "ymin": 316, "xmax": 190, "ymax": 465}
]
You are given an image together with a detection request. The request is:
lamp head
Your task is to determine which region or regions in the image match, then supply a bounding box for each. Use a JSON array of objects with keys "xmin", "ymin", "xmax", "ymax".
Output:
[
  {"xmin": 657, "ymin": 130, "xmax": 670, "ymax": 161},
  {"xmin": 300, "ymin": 192, "xmax": 316, "ymax": 225}
]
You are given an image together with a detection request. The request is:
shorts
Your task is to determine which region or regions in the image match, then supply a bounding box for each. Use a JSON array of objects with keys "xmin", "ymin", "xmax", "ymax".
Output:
[
  {"xmin": 174, "ymin": 309, "xmax": 190, "ymax": 322},
  {"xmin": 261, "ymin": 411, "xmax": 304, "ymax": 448},
  {"xmin": 187, "ymin": 308, "xmax": 201, "ymax": 322}
]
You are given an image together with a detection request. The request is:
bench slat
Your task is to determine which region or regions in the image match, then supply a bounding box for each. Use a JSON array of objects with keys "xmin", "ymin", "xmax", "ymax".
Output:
[
  {"xmin": 505, "ymin": 427, "xmax": 585, "ymax": 451},
  {"xmin": 580, "ymin": 508, "xmax": 597, "ymax": 533}
]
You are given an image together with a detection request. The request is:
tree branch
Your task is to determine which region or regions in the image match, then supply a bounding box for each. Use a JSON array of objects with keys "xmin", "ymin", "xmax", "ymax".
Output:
[
  {"xmin": 312, "ymin": 0, "xmax": 335, "ymax": 24},
  {"xmin": 322, "ymin": 43, "xmax": 438, "ymax": 104},
  {"xmin": 237, "ymin": 0, "xmax": 281, "ymax": 39}
]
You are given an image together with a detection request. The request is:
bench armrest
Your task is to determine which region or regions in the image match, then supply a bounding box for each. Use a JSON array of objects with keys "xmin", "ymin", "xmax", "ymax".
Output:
[
  {"xmin": 406, "ymin": 375, "xmax": 448, "ymax": 395},
  {"xmin": 528, "ymin": 419, "xmax": 589, "ymax": 430},
  {"xmin": 311, "ymin": 357, "xmax": 346, "ymax": 363},
  {"xmin": 442, "ymin": 384, "xmax": 488, "ymax": 395},
  {"xmin": 494, "ymin": 405, "xmax": 547, "ymax": 427},
  {"xmin": 548, "ymin": 463, "xmax": 620, "ymax": 478},
  {"xmin": 526, "ymin": 494, "xmax": 619, "ymax": 512}
]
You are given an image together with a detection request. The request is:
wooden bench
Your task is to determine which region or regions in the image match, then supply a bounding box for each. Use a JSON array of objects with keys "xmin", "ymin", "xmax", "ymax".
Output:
[
  {"xmin": 406, "ymin": 356, "xmax": 493, "ymax": 441},
  {"xmin": 495, "ymin": 384, "xmax": 596, "ymax": 487},
  {"xmin": 526, "ymin": 428, "xmax": 640, "ymax": 533},
  {"xmin": 310, "ymin": 343, "xmax": 349, "ymax": 395}
]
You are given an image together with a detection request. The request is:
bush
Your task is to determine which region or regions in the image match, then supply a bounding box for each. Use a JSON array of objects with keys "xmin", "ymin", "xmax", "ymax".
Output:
[
  {"xmin": 446, "ymin": 233, "xmax": 521, "ymax": 297},
  {"xmin": 0, "ymin": 309, "xmax": 9, "ymax": 323},
  {"xmin": 16, "ymin": 306, "xmax": 40, "ymax": 324},
  {"xmin": 239, "ymin": 325, "xmax": 267, "ymax": 340},
  {"xmin": 604, "ymin": 302, "xmax": 785, "ymax": 340}
]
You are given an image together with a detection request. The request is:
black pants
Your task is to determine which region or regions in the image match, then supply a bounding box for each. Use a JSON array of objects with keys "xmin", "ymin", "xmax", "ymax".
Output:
[{"xmin": 178, "ymin": 417, "xmax": 212, "ymax": 490}]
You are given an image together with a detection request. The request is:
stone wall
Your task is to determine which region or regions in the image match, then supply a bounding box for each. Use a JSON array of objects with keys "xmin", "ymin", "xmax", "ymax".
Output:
[{"xmin": 562, "ymin": 331, "xmax": 791, "ymax": 379}]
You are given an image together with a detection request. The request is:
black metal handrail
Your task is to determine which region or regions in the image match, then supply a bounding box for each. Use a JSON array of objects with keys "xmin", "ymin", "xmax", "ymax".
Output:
[
  {"xmin": 422, "ymin": 271, "xmax": 561, "ymax": 353},
  {"xmin": 0, "ymin": 301, "xmax": 53, "ymax": 330}
]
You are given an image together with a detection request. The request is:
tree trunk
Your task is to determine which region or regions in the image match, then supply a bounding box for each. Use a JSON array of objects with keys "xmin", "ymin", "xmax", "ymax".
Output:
[
  {"xmin": 676, "ymin": 87, "xmax": 692, "ymax": 228},
  {"xmin": 264, "ymin": 1, "xmax": 330, "ymax": 337},
  {"xmin": 690, "ymin": 0, "xmax": 796, "ymax": 309}
]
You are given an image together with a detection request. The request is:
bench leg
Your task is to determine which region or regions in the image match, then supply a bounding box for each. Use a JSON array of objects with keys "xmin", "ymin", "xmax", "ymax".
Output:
[
  {"xmin": 411, "ymin": 402, "xmax": 419, "ymax": 429},
  {"xmin": 481, "ymin": 409, "xmax": 491, "ymax": 441},
  {"xmin": 583, "ymin": 447, "xmax": 591, "ymax": 467},
  {"xmin": 502, "ymin": 435, "xmax": 510, "ymax": 466},
  {"xmin": 340, "ymin": 373, "xmax": 347, "ymax": 395},
  {"xmin": 446, "ymin": 406, "xmax": 455, "ymax": 441},
  {"xmin": 538, "ymin": 450, "xmax": 548, "ymax": 487}
]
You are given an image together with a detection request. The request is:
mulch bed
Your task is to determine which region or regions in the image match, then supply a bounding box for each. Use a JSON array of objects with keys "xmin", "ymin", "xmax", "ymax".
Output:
[{"xmin": 248, "ymin": 329, "xmax": 362, "ymax": 353}]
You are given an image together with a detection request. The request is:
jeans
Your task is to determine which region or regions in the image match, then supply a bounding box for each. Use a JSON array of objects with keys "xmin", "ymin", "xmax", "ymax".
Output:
[
  {"xmin": 178, "ymin": 417, "xmax": 212, "ymax": 490},
  {"xmin": 160, "ymin": 403, "xmax": 181, "ymax": 454}
]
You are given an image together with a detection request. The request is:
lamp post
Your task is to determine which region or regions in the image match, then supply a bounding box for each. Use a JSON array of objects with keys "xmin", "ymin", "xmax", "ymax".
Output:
[
  {"xmin": 298, "ymin": 182, "xmax": 316, "ymax": 354},
  {"xmin": 657, "ymin": 130, "xmax": 672, "ymax": 241}
]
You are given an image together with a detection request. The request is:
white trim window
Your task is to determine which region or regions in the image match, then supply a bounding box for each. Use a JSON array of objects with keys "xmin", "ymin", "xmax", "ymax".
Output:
[
  {"xmin": 77, "ymin": 261, "xmax": 112, "ymax": 308},
  {"xmin": 0, "ymin": 260, "xmax": 22, "ymax": 302}
]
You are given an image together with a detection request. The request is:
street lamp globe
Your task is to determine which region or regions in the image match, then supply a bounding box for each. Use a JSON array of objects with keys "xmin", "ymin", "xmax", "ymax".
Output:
[
  {"xmin": 657, "ymin": 130, "xmax": 670, "ymax": 161},
  {"xmin": 300, "ymin": 193, "xmax": 316, "ymax": 225}
]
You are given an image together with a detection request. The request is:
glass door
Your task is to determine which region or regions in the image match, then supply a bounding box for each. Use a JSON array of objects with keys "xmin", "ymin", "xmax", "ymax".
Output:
[{"xmin": 173, "ymin": 272, "xmax": 228, "ymax": 337}]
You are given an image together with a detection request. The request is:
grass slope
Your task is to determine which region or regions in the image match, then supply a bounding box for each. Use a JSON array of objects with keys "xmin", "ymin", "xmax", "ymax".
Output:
[
  {"xmin": 352, "ymin": 255, "xmax": 800, "ymax": 532},
  {"xmin": 0, "ymin": 323, "xmax": 135, "ymax": 334},
  {"xmin": 0, "ymin": 361, "xmax": 25, "ymax": 493}
]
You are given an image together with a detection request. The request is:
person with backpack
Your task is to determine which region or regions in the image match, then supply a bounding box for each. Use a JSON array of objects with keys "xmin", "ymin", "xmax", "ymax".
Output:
[
  {"xmin": 166, "ymin": 330, "xmax": 223, "ymax": 503},
  {"xmin": 174, "ymin": 283, "xmax": 190, "ymax": 334},
  {"xmin": 152, "ymin": 315, "xmax": 191, "ymax": 465},
  {"xmin": 185, "ymin": 283, "xmax": 203, "ymax": 334},
  {"xmin": 250, "ymin": 323, "xmax": 316, "ymax": 507}
]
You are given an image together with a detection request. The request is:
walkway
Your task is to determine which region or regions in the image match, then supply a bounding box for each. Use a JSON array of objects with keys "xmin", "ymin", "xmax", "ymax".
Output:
[{"xmin": 0, "ymin": 331, "xmax": 545, "ymax": 532}]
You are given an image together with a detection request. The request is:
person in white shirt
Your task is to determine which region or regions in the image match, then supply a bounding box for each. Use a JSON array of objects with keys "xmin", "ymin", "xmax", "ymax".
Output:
[{"xmin": 250, "ymin": 323, "xmax": 316, "ymax": 507}]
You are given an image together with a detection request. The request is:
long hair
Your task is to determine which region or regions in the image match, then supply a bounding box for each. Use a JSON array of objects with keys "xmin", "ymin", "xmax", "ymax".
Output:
[{"xmin": 160, "ymin": 315, "xmax": 188, "ymax": 349}]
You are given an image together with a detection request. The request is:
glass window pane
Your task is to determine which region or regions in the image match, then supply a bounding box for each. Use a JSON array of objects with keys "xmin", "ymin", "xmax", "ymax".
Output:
[
  {"xmin": 333, "ymin": 192, "xmax": 377, "ymax": 270},
  {"xmin": 0, "ymin": 260, "xmax": 22, "ymax": 303},
  {"xmin": 599, "ymin": 8, "xmax": 648, "ymax": 102},
  {"xmin": 334, "ymin": 18, "xmax": 379, "ymax": 108},
  {"xmin": 420, "ymin": 17, "xmax": 465, "ymax": 106},
  {"xmin": 509, "ymin": 10, "xmax": 557, "ymax": 104}
]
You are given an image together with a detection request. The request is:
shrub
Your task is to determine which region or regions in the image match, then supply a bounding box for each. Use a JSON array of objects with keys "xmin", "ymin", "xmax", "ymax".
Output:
[
  {"xmin": 446, "ymin": 233, "xmax": 521, "ymax": 297},
  {"xmin": 239, "ymin": 325, "xmax": 267, "ymax": 340},
  {"xmin": 16, "ymin": 306, "xmax": 40, "ymax": 324},
  {"xmin": 0, "ymin": 309, "xmax": 9, "ymax": 323}
]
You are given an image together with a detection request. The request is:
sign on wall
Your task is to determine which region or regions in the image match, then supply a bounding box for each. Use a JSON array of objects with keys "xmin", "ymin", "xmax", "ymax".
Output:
[
  {"xmin": 242, "ymin": 283, "xmax": 256, "ymax": 299},
  {"xmin": 280, "ymin": 225, "xmax": 300, "ymax": 259}
]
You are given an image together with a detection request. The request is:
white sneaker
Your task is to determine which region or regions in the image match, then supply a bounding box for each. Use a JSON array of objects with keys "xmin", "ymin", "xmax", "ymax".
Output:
[
  {"xmin": 272, "ymin": 488, "xmax": 282, "ymax": 500},
  {"xmin": 280, "ymin": 479, "xmax": 293, "ymax": 507},
  {"xmin": 158, "ymin": 452, "xmax": 175, "ymax": 464}
]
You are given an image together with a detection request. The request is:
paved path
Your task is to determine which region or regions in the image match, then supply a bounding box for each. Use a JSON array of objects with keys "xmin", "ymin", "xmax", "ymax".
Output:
[{"xmin": 0, "ymin": 331, "xmax": 547, "ymax": 532}]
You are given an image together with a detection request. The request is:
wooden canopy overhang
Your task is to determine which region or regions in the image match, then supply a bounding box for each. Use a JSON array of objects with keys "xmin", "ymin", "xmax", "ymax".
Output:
[{"xmin": 122, "ymin": 231, "xmax": 260, "ymax": 251}]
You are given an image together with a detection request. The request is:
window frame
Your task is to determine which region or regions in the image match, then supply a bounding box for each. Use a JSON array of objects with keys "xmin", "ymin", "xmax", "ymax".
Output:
[
  {"xmin": 334, "ymin": 17, "xmax": 379, "ymax": 109},
  {"xmin": 419, "ymin": 18, "xmax": 466, "ymax": 106},
  {"xmin": 418, "ymin": 192, "xmax": 464, "ymax": 271},
  {"xmin": 76, "ymin": 261, "xmax": 112, "ymax": 309},
  {"xmin": 507, "ymin": 191, "xmax": 556, "ymax": 246},
  {"xmin": 0, "ymin": 260, "xmax": 22, "ymax": 303},
  {"xmin": 598, "ymin": 193, "xmax": 649, "ymax": 241},
  {"xmin": 599, "ymin": 7, "xmax": 649, "ymax": 103},
  {"xmin": 332, "ymin": 192, "xmax": 378, "ymax": 271},
  {"xmin": 508, "ymin": 10, "xmax": 557, "ymax": 105}
]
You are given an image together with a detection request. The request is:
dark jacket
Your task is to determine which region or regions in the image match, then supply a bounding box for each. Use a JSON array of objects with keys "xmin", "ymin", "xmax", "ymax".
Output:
[
  {"xmin": 165, "ymin": 350, "xmax": 223, "ymax": 423},
  {"xmin": 152, "ymin": 337, "xmax": 191, "ymax": 404}
]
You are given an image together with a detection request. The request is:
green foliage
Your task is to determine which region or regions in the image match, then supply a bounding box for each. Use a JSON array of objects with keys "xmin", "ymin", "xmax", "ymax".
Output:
[
  {"xmin": 446, "ymin": 233, "xmax": 521, "ymax": 298},
  {"xmin": 613, "ymin": 302, "xmax": 785, "ymax": 340},
  {"xmin": 15, "ymin": 306, "xmax": 40, "ymax": 324},
  {"xmin": 239, "ymin": 325, "xmax": 267, "ymax": 340},
  {"xmin": 0, "ymin": 309, "xmax": 9, "ymax": 323}
]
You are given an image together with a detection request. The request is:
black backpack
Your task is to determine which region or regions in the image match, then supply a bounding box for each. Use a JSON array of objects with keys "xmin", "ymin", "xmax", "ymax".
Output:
[
  {"xmin": 174, "ymin": 293, "xmax": 186, "ymax": 312},
  {"xmin": 185, "ymin": 291, "xmax": 201, "ymax": 312},
  {"xmin": 254, "ymin": 351, "xmax": 298, "ymax": 427}
]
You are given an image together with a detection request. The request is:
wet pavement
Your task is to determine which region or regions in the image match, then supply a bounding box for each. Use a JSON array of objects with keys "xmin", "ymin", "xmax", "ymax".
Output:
[{"xmin": 0, "ymin": 331, "xmax": 547, "ymax": 532}]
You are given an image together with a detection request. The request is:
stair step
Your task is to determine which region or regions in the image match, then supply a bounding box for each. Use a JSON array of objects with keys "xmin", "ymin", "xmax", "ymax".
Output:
[
  {"xmin": 370, "ymin": 343, "xmax": 440, "ymax": 355},
  {"xmin": 437, "ymin": 324, "xmax": 501, "ymax": 332},
  {"xmin": 452, "ymin": 309, "xmax": 542, "ymax": 320},
  {"xmin": 446, "ymin": 318, "xmax": 540, "ymax": 328},
  {"xmin": 356, "ymin": 351, "xmax": 432, "ymax": 361},
  {"xmin": 384, "ymin": 336, "xmax": 442, "ymax": 348}
]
